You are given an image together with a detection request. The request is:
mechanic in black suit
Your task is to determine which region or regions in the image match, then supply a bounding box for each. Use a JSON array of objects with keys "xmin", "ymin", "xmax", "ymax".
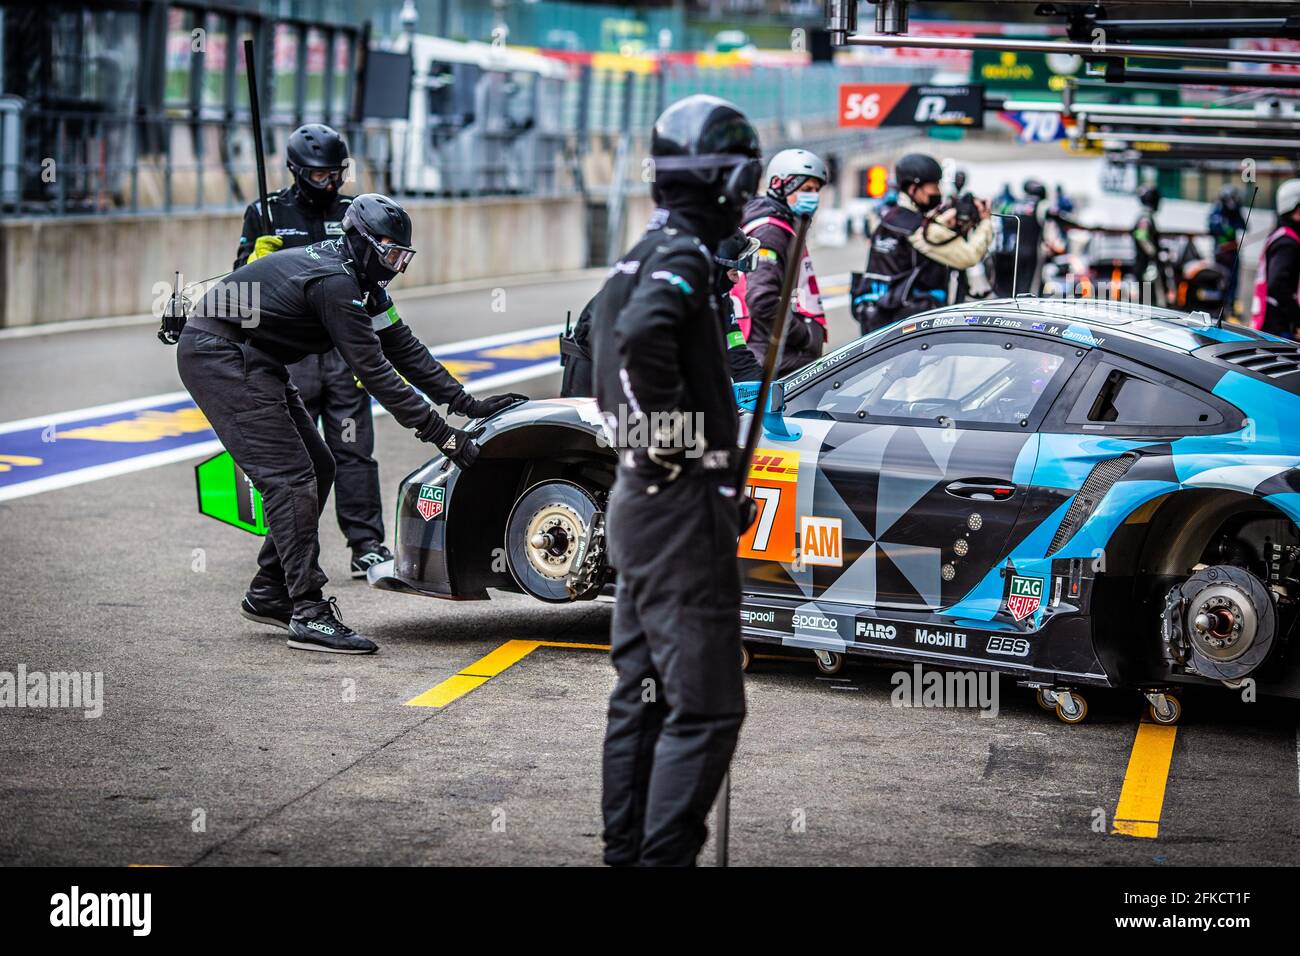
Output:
[
  {"xmin": 591, "ymin": 95, "xmax": 762, "ymax": 866},
  {"xmin": 188, "ymin": 193, "xmax": 523, "ymax": 654}
]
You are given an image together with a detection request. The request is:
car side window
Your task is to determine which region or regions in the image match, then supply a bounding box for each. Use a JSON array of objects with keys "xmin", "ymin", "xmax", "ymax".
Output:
[
  {"xmin": 786, "ymin": 336, "xmax": 1071, "ymax": 429},
  {"xmin": 1067, "ymin": 363, "xmax": 1223, "ymax": 429}
]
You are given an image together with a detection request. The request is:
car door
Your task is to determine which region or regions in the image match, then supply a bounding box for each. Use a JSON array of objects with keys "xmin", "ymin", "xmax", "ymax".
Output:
[{"xmin": 745, "ymin": 329, "xmax": 1081, "ymax": 611}]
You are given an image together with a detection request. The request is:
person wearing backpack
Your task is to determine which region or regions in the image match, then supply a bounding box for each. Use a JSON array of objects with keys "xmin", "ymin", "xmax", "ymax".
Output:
[{"xmin": 854, "ymin": 153, "xmax": 993, "ymax": 333}]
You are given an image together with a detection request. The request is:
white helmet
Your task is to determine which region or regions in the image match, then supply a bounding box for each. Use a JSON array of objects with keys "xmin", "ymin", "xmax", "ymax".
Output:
[
  {"xmin": 764, "ymin": 148, "xmax": 829, "ymax": 199},
  {"xmin": 1277, "ymin": 179, "xmax": 1300, "ymax": 217}
]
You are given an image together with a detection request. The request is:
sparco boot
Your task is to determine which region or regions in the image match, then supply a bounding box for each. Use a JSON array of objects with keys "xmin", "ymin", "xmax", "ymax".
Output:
[{"xmin": 287, "ymin": 597, "xmax": 378, "ymax": 654}]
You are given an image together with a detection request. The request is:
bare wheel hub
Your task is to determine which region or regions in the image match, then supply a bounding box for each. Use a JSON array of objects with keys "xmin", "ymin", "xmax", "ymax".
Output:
[
  {"xmin": 524, "ymin": 502, "xmax": 583, "ymax": 580},
  {"xmin": 1188, "ymin": 585, "xmax": 1255, "ymax": 662}
]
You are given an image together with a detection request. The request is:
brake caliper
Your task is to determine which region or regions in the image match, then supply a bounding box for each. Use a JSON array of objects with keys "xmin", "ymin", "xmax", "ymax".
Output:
[{"xmin": 564, "ymin": 509, "xmax": 609, "ymax": 601}]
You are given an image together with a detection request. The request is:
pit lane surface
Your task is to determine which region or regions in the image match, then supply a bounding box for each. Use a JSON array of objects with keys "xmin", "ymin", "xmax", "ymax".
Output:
[{"xmin": 2, "ymin": 240, "xmax": 1298, "ymax": 866}]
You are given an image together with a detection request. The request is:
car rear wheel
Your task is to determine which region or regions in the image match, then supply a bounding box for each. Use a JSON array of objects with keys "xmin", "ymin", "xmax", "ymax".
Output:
[{"xmin": 504, "ymin": 480, "xmax": 603, "ymax": 603}]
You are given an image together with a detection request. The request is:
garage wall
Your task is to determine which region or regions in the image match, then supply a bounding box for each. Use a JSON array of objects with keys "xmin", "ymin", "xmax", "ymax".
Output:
[{"xmin": 0, "ymin": 195, "xmax": 589, "ymax": 329}]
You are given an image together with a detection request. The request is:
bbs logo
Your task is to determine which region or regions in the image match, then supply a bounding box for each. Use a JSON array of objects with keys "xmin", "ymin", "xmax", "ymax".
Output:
[{"xmin": 986, "ymin": 636, "xmax": 1030, "ymax": 658}]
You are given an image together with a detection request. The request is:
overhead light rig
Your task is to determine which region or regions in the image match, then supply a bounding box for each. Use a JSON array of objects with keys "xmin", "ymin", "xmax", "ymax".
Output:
[{"xmin": 824, "ymin": 1, "xmax": 1300, "ymax": 69}]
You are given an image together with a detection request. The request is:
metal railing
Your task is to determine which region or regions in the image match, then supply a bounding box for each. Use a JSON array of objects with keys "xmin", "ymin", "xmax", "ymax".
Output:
[{"xmin": 0, "ymin": 107, "xmax": 372, "ymax": 217}]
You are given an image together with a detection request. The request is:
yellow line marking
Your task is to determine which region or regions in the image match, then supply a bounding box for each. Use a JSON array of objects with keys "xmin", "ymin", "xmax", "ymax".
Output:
[
  {"xmin": 1112, "ymin": 719, "xmax": 1178, "ymax": 839},
  {"xmin": 404, "ymin": 639, "xmax": 609, "ymax": 708}
]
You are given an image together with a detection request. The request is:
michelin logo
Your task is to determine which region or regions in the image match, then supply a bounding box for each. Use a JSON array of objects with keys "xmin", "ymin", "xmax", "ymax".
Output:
[
  {"xmin": 913, "ymin": 627, "xmax": 967, "ymax": 649},
  {"xmin": 855, "ymin": 621, "xmax": 898, "ymax": 641}
]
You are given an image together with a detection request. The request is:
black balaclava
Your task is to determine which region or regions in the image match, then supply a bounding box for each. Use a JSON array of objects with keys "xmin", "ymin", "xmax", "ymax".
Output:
[
  {"xmin": 653, "ymin": 180, "xmax": 742, "ymax": 251},
  {"xmin": 346, "ymin": 233, "xmax": 399, "ymax": 293}
]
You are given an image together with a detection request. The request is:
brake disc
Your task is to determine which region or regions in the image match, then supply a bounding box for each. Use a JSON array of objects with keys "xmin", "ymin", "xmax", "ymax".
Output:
[{"xmin": 1176, "ymin": 565, "xmax": 1276, "ymax": 681}]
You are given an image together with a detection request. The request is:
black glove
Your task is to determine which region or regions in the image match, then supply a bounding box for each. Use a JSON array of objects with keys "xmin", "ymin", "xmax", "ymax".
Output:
[
  {"xmin": 427, "ymin": 420, "xmax": 481, "ymax": 469},
  {"xmin": 738, "ymin": 493, "xmax": 758, "ymax": 535},
  {"xmin": 455, "ymin": 392, "xmax": 528, "ymax": 419}
]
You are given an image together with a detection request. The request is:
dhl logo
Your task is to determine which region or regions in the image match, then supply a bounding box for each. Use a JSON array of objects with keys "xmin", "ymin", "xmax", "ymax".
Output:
[{"xmin": 749, "ymin": 449, "xmax": 799, "ymax": 483}]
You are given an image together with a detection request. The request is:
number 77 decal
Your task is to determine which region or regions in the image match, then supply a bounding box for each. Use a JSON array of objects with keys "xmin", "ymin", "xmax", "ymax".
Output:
[{"xmin": 738, "ymin": 449, "xmax": 799, "ymax": 561}]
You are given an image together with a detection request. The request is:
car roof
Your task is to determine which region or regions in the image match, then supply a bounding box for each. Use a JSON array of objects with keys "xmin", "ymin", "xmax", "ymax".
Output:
[{"xmin": 911, "ymin": 296, "xmax": 1276, "ymax": 355}]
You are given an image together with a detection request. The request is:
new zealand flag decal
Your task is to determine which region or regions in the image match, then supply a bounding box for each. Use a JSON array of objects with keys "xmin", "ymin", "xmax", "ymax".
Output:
[
  {"xmin": 1007, "ymin": 575, "xmax": 1043, "ymax": 622},
  {"xmin": 417, "ymin": 484, "xmax": 445, "ymax": 521}
]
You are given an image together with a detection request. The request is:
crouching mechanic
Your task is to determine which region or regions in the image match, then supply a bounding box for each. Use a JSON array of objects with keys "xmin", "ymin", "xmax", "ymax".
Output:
[
  {"xmin": 592, "ymin": 94, "xmax": 763, "ymax": 865},
  {"xmin": 858, "ymin": 153, "xmax": 993, "ymax": 331},
  {"xmin": 179, "ymin": 194, "xmax": 524, "ymax": 653},
  {"xmin": 235, "ymin": 123, "xmax": 395, "ymax": 578}
]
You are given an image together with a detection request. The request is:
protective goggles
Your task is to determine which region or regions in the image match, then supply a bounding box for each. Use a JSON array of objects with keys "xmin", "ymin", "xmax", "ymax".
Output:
[
  {"xmin": 302, "ymin": 167, "xmax": 347, "ymax": 190},
  {"xmin": 361, "ymin": 232, "xmax": 417, "ymax": 273},
  {"xmin": 716, "ymin": 236, "xmax": 761, "ymax": 273}
]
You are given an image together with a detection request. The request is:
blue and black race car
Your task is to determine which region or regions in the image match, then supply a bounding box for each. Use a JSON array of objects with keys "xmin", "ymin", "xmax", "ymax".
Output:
[{"xmin": 371, "ymin": 297, "xmax": 1300, "ymax": 723}]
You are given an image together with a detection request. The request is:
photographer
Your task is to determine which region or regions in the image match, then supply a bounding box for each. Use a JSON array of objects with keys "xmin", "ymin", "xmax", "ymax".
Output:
[{"xmin": 852, "ymin": 153, "xmax": 993, "ymax": 333}]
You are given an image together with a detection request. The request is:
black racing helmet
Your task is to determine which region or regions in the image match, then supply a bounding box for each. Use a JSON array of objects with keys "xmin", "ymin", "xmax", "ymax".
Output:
[
  {"xmin": 1218, "ymin": 185, "xmax": 1241, "ymax": 211},
  {"xmin": 895, "ymin": 153, "xmax": 943, "ymax": 191},
  {"xmin": 342, "ymin": 193, "xmax": 416, "ymax": 288},
  {"xmin": 287, "ymin": 123, "xmax": 349, "ymax": 206},
  {"xmin": 1138, "ymin": 183, "xmax": 1161, "ymax": 210},
  {"xmin": 1023, "ymin": 178, "xmax": 1048, "ymax": 200},
  {"xmin": 650, "ymin": 95, "xmax": 762, "ymax": 210}
]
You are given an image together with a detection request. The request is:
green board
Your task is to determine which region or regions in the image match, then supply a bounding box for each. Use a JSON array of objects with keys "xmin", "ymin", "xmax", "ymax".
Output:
[
  {"xmin": 195, "ymin": 451, "xmax": 267, "ymax": 536},
  {"xmin": 971, "ymin": 40, "xmax": 1085, "ymax": 96}
]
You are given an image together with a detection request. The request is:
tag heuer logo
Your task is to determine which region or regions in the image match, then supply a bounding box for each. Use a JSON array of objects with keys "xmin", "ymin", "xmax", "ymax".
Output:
[
  {"xmin": 1006, "ymin": 575, "xmax": 1044, "ymax": 622},
  {"xmin": 416, "ymin": 484, "xmax": 445, "ymax": 521}
]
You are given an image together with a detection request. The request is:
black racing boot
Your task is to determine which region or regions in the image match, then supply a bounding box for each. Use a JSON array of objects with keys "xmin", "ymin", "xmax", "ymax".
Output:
[
  {"xmin": 350, "ymin": 540, "xmax": 393, "ymax": 579},
  {"xmin": 240, "ymin": 586, "xmax": 293, "ymax": 631},
  {"xmin": 287, "ymin": 597, "xmax": 378, "ymax": 654}
]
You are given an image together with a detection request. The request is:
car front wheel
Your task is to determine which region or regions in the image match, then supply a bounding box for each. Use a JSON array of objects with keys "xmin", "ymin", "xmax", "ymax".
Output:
[{"xmin": 504, "ymin": 480, "xmax": 605, "ymax": 602}]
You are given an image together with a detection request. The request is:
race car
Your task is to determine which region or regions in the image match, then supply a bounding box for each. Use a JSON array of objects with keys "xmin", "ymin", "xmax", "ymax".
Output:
[{"xmin": 370, "ymin": 297, "xmax": 1300, "ymax": 722}]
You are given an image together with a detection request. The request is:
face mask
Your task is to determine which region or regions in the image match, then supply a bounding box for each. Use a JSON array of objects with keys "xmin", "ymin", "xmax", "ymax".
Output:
[
  {"xmin": 791, "ymin": 192, "xmax": 820, "ymax": 217},
  {"xmin": 914, "ymin": 190, "xmax": 941, "ymax": 213}
]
